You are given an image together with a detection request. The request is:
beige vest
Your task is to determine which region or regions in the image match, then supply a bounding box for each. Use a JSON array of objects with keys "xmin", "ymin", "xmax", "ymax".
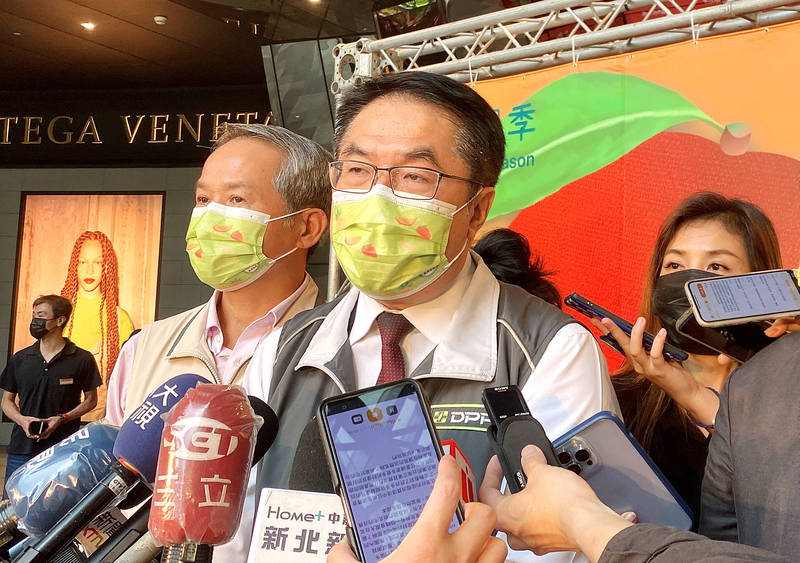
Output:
[{"xmin": 122, "ymin": 280, "xmax": 319, "ymax": 420}]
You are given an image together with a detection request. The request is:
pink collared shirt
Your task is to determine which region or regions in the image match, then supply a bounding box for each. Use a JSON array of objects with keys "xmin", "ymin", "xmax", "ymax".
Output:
[{"xmin": 104, "ymin": 275, "xmax": 311, "ymax": 425}]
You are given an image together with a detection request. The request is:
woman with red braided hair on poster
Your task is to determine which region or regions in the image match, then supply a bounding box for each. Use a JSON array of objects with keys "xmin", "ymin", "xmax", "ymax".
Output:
[{"xmin": 61, "ymin": 231, "xmax": 134, "ymax": 421}]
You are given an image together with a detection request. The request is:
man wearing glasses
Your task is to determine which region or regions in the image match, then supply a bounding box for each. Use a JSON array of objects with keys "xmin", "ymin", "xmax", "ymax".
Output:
[{"xmin": 248, "ymin": 71, "xmax": 618, "ymax": 561}]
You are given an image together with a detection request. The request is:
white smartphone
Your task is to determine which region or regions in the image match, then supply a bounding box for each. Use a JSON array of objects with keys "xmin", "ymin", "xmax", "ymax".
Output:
[{"xmin": 685, "ymin": 269, "xmax": 800, "ymax": 327}]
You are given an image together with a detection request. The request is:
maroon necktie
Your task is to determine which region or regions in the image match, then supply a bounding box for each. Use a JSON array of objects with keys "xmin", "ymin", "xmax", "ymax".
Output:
[{"xmin": 375, "ymin": 312, "xmax": 414, "ymax": 385}]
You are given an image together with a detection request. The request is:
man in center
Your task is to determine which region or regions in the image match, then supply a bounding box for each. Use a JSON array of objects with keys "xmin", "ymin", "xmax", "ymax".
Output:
[{"xmin": 248, "ymin": 72, "xmax": 619, "ymax": 561}]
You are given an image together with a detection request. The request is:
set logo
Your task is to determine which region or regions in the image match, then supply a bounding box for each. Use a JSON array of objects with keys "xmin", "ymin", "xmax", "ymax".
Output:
[
  {"xmin": 366, "ymin": 408, "xmax": 383, "ymax": 422},
  {"xmin": 167, "ymin": 416, "xmax": 239, "ymax": 461},
  {"xmin": 351, "ymin": 414, "xmax": 364, "ymax": 425}
]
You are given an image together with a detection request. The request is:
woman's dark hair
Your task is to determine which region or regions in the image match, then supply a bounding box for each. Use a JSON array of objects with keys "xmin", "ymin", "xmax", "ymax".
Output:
[
  {"xmin": 333, "ymin": 71, "xmax": 505, "ymax": 189},
  {"xmin": 615, "ymin": 191, "xmax": 782, "ymax": 450},
  {"xmin": 474, "ymin": 229, "xmax": 561, "ymax": 308}
]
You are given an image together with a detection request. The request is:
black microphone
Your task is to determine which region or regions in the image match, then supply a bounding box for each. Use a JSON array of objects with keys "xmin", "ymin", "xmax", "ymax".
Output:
[{"xmin": 288, "ymin": 418, "xmax": 335, "ymax": 494}]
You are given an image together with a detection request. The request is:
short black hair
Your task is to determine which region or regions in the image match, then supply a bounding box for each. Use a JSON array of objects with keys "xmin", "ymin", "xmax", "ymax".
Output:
[
  {"xmin": 333, "ymin": 72, "xmax": 505, "ymax": 188},
  {"xmin": 34, "ymin": 294, "xmax": 73, "ymax": 322}
]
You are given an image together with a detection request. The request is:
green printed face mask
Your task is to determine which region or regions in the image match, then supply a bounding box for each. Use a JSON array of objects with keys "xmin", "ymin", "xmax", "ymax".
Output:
[
  {"xmin": 331, "ymin": 184, "xmax": 474, "ymax": 300},
  {"xmin": 185, "ymin": 202, "xmax": 302, "ymax": 291}
]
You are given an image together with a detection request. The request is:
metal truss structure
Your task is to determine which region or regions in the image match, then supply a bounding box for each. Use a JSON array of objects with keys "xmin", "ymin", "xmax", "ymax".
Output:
[
  {"xmin": 325, "ymin": 0, "xmax": 799, "ymax": 298},
  {"xmin": 331, "ymin": 0, "xmax": 800, "ymax": 91}
]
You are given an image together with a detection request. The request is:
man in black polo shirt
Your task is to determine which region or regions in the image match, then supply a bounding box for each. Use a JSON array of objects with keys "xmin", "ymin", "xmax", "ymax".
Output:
[{"xmin": 1, "ymin": 295, "xmax": 101, "ymax": 494}]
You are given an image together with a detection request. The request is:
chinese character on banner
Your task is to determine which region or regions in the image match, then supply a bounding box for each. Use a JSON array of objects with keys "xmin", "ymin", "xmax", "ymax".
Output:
[
  {"xmin": 507, "ymin": 103, "xmax": 536, "ymax": 141},
  {"xmin": 293, "ymin": 529, "xmax": 320, "ymax": 554},
  {"xmin": 326, "ymin": 531, "xmax": 345, "ymax": 554},
  {"xmin": 262, "ymin": 526, "xmax": 289, "ymax": 551},
  {"xmin": 249, "ymin": 489, "xmax": 347, "ymax": 562}
]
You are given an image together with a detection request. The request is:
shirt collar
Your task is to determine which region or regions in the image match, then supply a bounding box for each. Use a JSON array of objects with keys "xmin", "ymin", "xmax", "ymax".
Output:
[
  {"xmin": 205, "ymin": 274, "xmax": 312, "ymax": 353},
  {"xmin": 297, "ymin": 252, "xmax": 499, "ymax": 381},
  {"xmin": 350, "ymin": 255, "xmax": 476, "ymax": 345}
]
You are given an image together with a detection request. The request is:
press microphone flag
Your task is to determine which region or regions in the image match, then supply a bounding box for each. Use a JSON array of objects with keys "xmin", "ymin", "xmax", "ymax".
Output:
[{"xmin": 149, "ymin": 384, "xmax": 263, "ymax": 562}]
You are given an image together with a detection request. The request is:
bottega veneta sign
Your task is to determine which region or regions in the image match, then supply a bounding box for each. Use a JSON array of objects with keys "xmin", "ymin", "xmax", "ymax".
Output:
[{"xmin": 0, "ymin": 85, "xmax": 270, "ymax": 166}]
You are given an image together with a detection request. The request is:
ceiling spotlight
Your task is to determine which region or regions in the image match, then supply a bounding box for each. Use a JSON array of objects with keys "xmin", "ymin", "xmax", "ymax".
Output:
[
  {"xmin": 154, "ymin": 15, "xmax": 168, "ymax": 25},
  {"xmin": 12, "ymin": 31, "xmax": 21, "ymax": 36},
  {"xmin": 80, "ymin": 22, "xmax": 96, "ymax": 30}
]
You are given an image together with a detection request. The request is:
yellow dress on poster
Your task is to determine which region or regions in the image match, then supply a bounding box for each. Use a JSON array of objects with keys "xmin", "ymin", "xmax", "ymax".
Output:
[{"xmin": 61, "ymin": 231, "xmax": 135, "ymax": 421}]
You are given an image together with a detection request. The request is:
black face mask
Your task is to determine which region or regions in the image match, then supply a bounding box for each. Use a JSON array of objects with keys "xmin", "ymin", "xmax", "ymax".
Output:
[
  {"xmin": 29, "ymin": 318, "xmax": 50, "ymax": 340},
  {"xmin": 652, "ymin": 269, "xmax": 720, "ymax": 356}
]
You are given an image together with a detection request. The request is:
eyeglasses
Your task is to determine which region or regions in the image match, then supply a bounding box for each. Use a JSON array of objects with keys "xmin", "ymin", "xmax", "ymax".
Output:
[{"xmin": 329, "ymin": 160, "xmax": 481, "ymax": 200}]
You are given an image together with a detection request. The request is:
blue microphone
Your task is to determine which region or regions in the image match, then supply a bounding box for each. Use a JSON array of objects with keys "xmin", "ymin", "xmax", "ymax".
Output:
[
  {"xmin": 14, "ymin": 374, "xmax": 210, "ymax": 563},
  {"xmin": 0, "ymin": 423, "xmax": 118, "ymax": 541}
]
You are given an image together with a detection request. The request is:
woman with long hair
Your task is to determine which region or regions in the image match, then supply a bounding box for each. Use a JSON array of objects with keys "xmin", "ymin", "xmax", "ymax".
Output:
[
  {"xmin": 61, "ymin": 231, "xmax": 134, "ymax": 421},
  {"xmin": 595, "ymin": 192, "xmax": 783, "ymax": 523}
]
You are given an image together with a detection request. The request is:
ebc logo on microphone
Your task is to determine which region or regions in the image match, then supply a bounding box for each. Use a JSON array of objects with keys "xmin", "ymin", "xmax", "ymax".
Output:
[{"xmin": 168, "ymin": 416, "xmax": 240, "ymax": 461}]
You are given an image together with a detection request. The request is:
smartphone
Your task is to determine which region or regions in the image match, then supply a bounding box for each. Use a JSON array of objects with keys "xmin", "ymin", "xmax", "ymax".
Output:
[
  {"xmin": 564, "ymin": 293, "xmax": 689, "ymax": 362},
  {"xmin": 676, "ymin": 310, "xmax": 776, "ymax": 363},
  {"xmin": 553, "ymin": 412, "xmax": 693, "ymax": 529},
  {"xmin": 318, "ymin": 380, "xmax": 462, "ymax": 563},
  {"xmin": 30, "ymin": 420, "xmax": 46, "ymax": 435},
  {"xmin": 685, "ymin": 269, "xmax": 800, "ymax": 327},
  {"xmin": 482, "ymin": 385, "xmax": 558, "ymax": 492}
]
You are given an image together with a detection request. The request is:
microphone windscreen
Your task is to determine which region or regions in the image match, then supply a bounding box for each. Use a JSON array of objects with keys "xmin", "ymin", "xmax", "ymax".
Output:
[
  {"xmin": 287, "ymin": 418, "xmax": 334, "ymax": 494},
  {"xmin": 113, "ymin": 374, "xmax": 210, "ymax": 482},
  {"xmin": 148, "ymin": 385, "xmax": 261, "ymax": 546},
  {"xmin": 6, "ymin": 423, "xmax": 118, "ymax": 537},
  {"xmin": 247, "ymin": 395, "xmax": 279, "ymax": 464}
]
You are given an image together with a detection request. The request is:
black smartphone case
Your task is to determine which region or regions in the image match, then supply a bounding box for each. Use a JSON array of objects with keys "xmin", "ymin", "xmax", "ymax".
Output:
[{"xmin": 486, "ymin": 414, "xmax": 559, "ymax": 493}]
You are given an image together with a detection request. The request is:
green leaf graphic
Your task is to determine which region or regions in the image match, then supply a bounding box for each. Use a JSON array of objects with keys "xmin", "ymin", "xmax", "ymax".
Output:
[{"xmin": 489, "ymin": 72, "xmax": 721, "ymax": 219}]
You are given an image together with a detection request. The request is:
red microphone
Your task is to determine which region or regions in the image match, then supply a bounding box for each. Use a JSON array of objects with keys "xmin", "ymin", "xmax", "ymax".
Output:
[{"xmin": 148, "ymin": 384, "xmax": 262, "ymax": 562}]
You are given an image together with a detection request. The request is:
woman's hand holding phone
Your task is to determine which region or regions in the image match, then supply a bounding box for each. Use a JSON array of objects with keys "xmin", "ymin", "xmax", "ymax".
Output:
[
  {"xmin": 591, "ymin": 317, "xmax": 719, "ymax": 431},
  {"xmin": 327, "ymin": 456, "xmax": 507, "ymax": 563}
]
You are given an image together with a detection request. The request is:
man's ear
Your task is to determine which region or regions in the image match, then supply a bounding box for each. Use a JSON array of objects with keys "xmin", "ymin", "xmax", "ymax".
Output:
[
  {"xmin": 467, "ymin": 187, "xmax": 495, "ymax": 240},
  {"xmin": 295, "ymin": 208, "xmax": 329, "ymax": 250},
  {"xmin": 57, "ymin": 316, "xmax": 67, "ymax": 328}
]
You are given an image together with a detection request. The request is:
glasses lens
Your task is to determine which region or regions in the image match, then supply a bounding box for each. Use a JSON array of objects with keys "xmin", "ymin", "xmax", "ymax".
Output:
[
  {"xmin": 331, "ymin": 162, "xmax": 374, "ymax": 193},
  {"xmin": 390, "ymin": 167, "xmax": 438, "ymax": 199}
]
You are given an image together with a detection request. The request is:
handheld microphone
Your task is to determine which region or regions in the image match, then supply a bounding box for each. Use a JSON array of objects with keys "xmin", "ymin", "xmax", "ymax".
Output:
[
  {"xmin": 85, "ymin": 395, "xmax": 278, "ymax": 563},
  {"xmin": 149, "ymin": 385, "xmax": 263, "ymax": 562},
  {"xmin": 14, "ymin": 374, "xmax": 209, "ymax": 563},
  {"xmin": 1, "ymin": 423, "xmax": 118, "ymax": 541},
  {"xmin": 288, "ymin": 418, "xmax": 335, "ymax": 494}
]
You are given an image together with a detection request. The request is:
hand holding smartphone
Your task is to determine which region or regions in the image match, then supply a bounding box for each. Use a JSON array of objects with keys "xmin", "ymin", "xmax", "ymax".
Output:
[
  {"xmin": 686, "ymin": 269, "xmax": 800, "ymax": 327},
  {"xmin": 29, "ymin": 420, "xmax": 46, "ymax": 436},
  {"xmin": 565, "ymin": 293, "xmax": 688, "ymax": 362},
  {"xmin": 318, "ymin": 380, "xmax": 462, "ymax": 563}
]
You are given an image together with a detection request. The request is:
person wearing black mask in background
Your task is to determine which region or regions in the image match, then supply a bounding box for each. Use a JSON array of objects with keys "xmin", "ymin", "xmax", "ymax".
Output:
[
  {"xmin": 592, "ymin": 192, "xmax": 784, "ymax": 524},
  {"xmin": 0, "ymin": 295, "xmax": 100, "ymax": 496}
]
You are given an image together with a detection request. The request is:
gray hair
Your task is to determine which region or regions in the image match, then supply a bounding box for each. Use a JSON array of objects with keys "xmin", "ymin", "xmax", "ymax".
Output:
[{"xmin": 213, "ymin": 123, "xmax": 332, "ymax": 219}]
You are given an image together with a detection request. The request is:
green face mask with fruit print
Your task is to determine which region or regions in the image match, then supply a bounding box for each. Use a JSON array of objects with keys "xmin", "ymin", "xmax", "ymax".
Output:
[
  {"xmin": 185, "ymin": 202, "xmax": 304, "ymax": 292},
  {"xmin": 331, "ymin": 184, "xmax": 476, "ymax": 300}
]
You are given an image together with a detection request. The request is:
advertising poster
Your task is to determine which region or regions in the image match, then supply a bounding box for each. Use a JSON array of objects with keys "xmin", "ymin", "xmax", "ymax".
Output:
[{"xmin": 12, "ymin": 193, "xmax": 164, "ymax": 420}]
